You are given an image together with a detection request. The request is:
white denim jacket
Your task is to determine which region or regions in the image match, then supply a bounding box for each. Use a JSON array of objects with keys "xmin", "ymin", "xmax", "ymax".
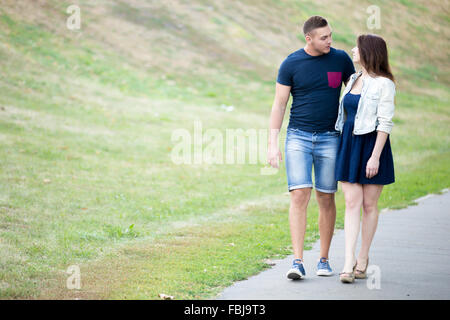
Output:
[{"xmin": 335, "ymin": 71, "xmax": 396, "ymax": 135}]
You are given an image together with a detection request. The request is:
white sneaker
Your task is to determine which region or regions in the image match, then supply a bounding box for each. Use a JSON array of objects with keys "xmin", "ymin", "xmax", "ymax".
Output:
[
  {"xmin": 286, "ymin": 259, "xmax": 306, "ymax": 280},
  {"xmin": 316, "ymin": 257, "xmax": 333, "ymax": 276}
]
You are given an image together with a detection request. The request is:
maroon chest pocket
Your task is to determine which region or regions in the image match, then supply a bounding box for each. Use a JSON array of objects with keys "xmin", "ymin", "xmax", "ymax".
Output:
[{"xmin": 327, "ymin": 72, "xmax": 342, "ymax": 88}]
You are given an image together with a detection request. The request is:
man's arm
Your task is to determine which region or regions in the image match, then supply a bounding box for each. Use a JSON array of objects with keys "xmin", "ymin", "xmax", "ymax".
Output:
[{"xmin": 267, "ymin": 82, "xmax": 291, "ymax": 168}]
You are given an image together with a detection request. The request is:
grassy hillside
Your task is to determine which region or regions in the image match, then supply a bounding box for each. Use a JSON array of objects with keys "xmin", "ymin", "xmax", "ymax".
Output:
[{"xmin": 0, "ymin": 0, "xmax": 448, "ymax": 299}]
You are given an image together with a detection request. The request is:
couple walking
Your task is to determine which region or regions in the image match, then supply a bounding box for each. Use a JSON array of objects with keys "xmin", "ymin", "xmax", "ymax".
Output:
[{"xmin": 267, "ymin": 16, "xmax": 395, "ymax": 283}]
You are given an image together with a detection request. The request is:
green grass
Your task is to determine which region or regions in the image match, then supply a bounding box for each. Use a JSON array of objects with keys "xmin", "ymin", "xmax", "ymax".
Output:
[{"xmin": 0, "ymin": 1, "xmax": 449, "ymax": 299}]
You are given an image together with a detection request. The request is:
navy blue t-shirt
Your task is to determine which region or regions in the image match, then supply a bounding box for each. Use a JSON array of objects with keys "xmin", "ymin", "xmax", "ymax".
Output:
[{"xmin": 277, "ymin": 47, "xmax": 355, "ymax": 132}]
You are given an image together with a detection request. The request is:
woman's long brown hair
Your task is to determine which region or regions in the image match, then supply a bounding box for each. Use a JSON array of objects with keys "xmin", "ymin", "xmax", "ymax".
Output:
[{"xmin": 357, "ymin": 34, "xmax": 395, "ymax": 82}]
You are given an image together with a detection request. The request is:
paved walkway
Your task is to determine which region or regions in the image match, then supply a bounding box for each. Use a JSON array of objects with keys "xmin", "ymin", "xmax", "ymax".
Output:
[{"xmin": 218, "ymin": 190, "xmax": 450, "ymax": 300}]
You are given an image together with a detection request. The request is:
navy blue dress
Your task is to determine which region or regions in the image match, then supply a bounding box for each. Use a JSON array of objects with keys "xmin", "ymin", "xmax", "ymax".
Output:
[{"xmin": 335, "ymin": 92, "xmax": 395, "ymax": 185}]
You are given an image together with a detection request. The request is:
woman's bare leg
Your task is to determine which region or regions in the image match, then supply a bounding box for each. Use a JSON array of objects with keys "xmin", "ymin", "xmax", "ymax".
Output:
[
  {"xmin": 357, "ymin": 184, "xmax": 384, "ymax": 270},
  {"xmin": 341, "ymin": 182, "xmax": 363, "ymax": 273}
]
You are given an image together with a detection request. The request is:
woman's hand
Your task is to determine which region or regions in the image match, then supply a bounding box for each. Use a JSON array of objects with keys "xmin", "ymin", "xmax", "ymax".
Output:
[
  {"xmin": 267, "ymin": 146, "xmax": 282, "ymax": 168},
  {"xmin": 366, "ymin": 155, "xmax": 380, "ymax": 179}
]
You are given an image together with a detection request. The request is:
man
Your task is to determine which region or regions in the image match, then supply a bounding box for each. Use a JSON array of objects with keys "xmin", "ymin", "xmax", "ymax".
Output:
[{"xmin": 267, "ymin": 16, "xmax": 355, "ymax": 279}]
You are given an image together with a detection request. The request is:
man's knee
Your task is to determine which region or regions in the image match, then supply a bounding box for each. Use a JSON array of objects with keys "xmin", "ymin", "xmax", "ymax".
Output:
[
  {"xmin": 290, "ymin": 188, "xmax": 312, "ymax": 206},
  {"xmin": 316, "ymin": 190, "xmax": 336, "ymax": 206},
  {"xmin": 316, "ymin": 190, "xmax": 335, "ymax": 200}
]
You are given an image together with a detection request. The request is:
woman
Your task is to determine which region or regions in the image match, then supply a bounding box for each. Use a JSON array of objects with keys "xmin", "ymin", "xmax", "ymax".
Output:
[{"xmin": 334, "ymin": 34, "xmax": 396, "ymax": 283}]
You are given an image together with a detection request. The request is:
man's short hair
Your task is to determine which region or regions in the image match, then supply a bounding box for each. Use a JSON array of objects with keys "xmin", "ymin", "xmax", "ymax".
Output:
[{"xmin": 303, "ymin": 16, "xmax": 328, "ymax": 36}]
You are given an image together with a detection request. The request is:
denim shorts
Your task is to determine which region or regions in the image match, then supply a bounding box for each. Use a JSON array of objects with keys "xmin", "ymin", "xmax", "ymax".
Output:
[{"xmin": 285, "ymin": 128, "xmax": 339, "ymax": 193}]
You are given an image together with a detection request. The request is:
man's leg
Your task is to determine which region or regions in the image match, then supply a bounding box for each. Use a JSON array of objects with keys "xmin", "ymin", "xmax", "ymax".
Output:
[
  {"xmin": 289, "ymin": 188, "xmax": 312, "ymax": 260},
  {"xmin": 315, "ymin": 190, "xmax": 336, "ymax": 260},
  {"xmin": 284, "ymin": 129, "xmax": 313, "ymax": 262},
  {"xmin": 313, "ymin": 131, "xmax": 339, "ymax": 261}
]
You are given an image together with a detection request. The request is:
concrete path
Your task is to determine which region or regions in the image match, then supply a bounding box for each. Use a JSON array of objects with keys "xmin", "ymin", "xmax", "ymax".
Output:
[{"xmin": 218, "ymin": 190, "xmax": 450, "ymax": 300}]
